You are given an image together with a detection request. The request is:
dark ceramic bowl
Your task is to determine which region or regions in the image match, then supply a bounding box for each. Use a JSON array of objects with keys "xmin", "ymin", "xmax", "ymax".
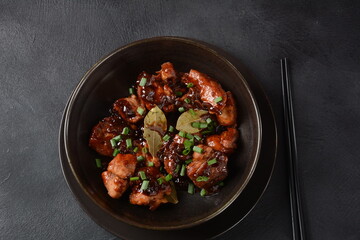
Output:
[{"xmin": 63, "ymin": 36, "xmax": 261, "ymax": 230}]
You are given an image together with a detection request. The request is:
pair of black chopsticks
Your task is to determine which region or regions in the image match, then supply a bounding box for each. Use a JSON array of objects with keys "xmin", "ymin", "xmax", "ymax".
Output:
[{"xmin": 281, "ymin": 58, "xmax": 306, "ymax": 240}]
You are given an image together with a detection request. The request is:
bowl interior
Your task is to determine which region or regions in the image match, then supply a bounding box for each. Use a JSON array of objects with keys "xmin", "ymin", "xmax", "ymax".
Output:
[{"xmin": 64, "ymin": 37, "xmax": 261, "ymax": 230}]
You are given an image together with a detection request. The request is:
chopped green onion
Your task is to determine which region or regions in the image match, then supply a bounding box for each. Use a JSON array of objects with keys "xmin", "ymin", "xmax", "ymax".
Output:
[
  {"xmin": 126, "ymin": 139, "xmax": 132, "ymax": 148},
  {"xmin": 140, "ymin": 180, "xmax": 149, "ymax": 191},
  {"xmin": 184, "ymin": 98, "xmax": 191, "ymax": 104},
  {"xmin": 186, "ymin": 133, "xmax": 194, "ymax": 140},
  {"xmin": 185, "ymin": 159, "xmax": 193, "ymax": 165},
  {"xmin": 137, "ymin": 107, "xmax": 145, "ymax": 115},
  {"xmin": 191, "ymin": 122, "xmax": 200, "ymax": 128},
  {"xmin": 159, "ymin": 166, "xmax": 163, "ymax": 171},
  {"xmin": 180, "ymin": 164, "xmax": 186, "ymax": 176},
  {"xmin": 175, "ymin": 165, "xmax": 180, "ymax": 174},
  {"xmin": 179, "ymin": 131, "xmax": 186, "ymax": 137},
  {"xmin": 199, "ymin": 122, "xmax": 208, "ymax": 128},
  {"xmin": 142, "ymin": 147, "xmax": 148, "ymax": 153},
  {"xmin": 165, "ymin": 174, "xmax": 172, "ymax": 182},
  {"xmin": 133, "ymin": 147, "xmax": 139, "ymax": 153},
  {"xmin": 130, "ymin": 176, "xmax": 139, "ymax": 181},
  {"xmin": 200, "ymin": 188, "xmax": 207, "ymax": 197},
  {"xmin": 196, "ymin": 176, "xmax": 209, "ymax": 182},
  {"xmin": 193, "ymin": 146, "xmax": 203, "ymax": 153},
  {"xmin": 218, "ymin": 181, "xmax": 225, "ymax": 186},
  {"xmin": 187, "ymin": 83, "xmax": 194, "ymax": 88},
  {"xmin": 139, "ymin": 77, "xmax": 147, "ymax": 87},
  {"xmin": 139, "ymin": 171, "xmax": 146, "ymax": 180},
  {"xmin": 113, "ymin": 135, "xmax": 122, "ymax": 141},
  {"xmin": 168, "ymin": 125, "xmax": 174, "ymax": 132},
  {"xmin": 110, "ymin": 139, "xmax": 117, "ymax": 148},
  {"xmin": 147, "ymin": 161, "xmax": 154, "ymax": 167},
  {"xmin": 175, "ymin": 91, "xmax": 183, "ymax": 97},
  {"xmin": 157, "ymin": 177, "xmax": 164, "ymax": 185},
  {"xmin": 137, "ymin": 156, "xmax": 144, "ymax": 162},
  {"xmin": 163, "ymin": 134, "xmax": 170, "ymax": 141},
  {"xmin": 129, "ymin": 87, "xmax": 135, "ymax": 95},
  {"xmin": 189, "ymin": 109, "xmax": 196, "ymax": 116},
  {"xmin": 112, "ymin": 148, "xmax": 120, "ymax": 156},
  {"xmin": 95, "ymin": 158, "xmax": 102, "ymax": 168},
  {"xmin": 178, "ymin": 107, "xmax": 185, "ymax": 113},
  {"xmin": 182, "ymin": 148, "xmax": 191, "ymax": 155},
  {"xmin": 194, "ymin": 135, "xmax": 202, "ymax": 141},
  {"xmin": 214, "ymin": 97, "xmax": 223, "ymax": 103},
  {"xmin": 184, "ymin": 139, "xmax": 194, "ymax": 149},
  {"xmin": 188, "ymin": 182, "xmax": 194, "ymax": 194},
  {"xmin": 206, "ymin": 118, "xmax": 212, "ymax": 124},
  {"xmin": 207, "ymin": 158, "xmax": 217, "ymax": 166},
  {"xmin": 122, "ymin": 127, "xmax": 130, "ymax": 135}
]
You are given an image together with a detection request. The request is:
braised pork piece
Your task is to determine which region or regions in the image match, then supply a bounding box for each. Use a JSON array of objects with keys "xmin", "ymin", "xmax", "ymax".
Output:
[{"xmin": 89, "ymin": 62, "xmax": 239, "ymax": 210}]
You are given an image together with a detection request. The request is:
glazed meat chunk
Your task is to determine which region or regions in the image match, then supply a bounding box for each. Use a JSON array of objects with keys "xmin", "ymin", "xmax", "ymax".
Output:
[
  {"xmin": 184, "ymin": 69, "xmax": 227, "ymax": 114},
  {"xmin": 161, "ymin": 134, "xmax": 186, "ymax": 177},
  {"xmin": 216, "ymin": 92, "xmax": 237, "ymax": 126},
  {"xmin": 101, "ymin": 171, "xmax": 129, "ymax": 198},
  {"xmin": 158, "ymin": 62, "xmax": 178, "ymax": 83},
  {"xmin": 129, "ymin": 167, "xmax": 172, "ymax": 210},
  {"xmin": 101, "ymin": 154, "xmax": 137, "ymax": 199},
  {"xmin": 136, "ymin": 70, "xmax": 176, "ymax": 112},
  {"xmin": 187, "ymin": 144, "xmax": 228, "ymax": 190},
  {"xmin": 206, "ymin": 128, "xmax": 239, "ymax": 154},
  {"xmin": 113, "ymin": 95, "xmax": 146, "ymax": 123},
  {"xmin": 107, "ymin": 154, "xmax": 137, "ymax": 179},
  {"xmin": 89, "ymin": 116, "xmax": 128, "ymax": 157}
]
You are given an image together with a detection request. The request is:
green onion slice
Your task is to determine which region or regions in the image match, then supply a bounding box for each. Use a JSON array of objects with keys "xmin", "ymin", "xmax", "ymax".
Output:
[
  {"xmin": 168, "ymin": 125, "xmax": 174, "ymax": 132},
  {"xmin": 147, "ymin": 161, "xmax": 154, "ymax": 167},
  {"xmin": 200, "ymin": 188, "xmax": 207, "ymax": 197},
  {"xmin": 188, "ymin": 182, "xmax": 194, "ymax": 194},
  {"xmin": 122, "ymin": 127, "xmax": 130, "ymax": 135},
  {"xmin": 139, "ymin": 171, "xmax": 146, "ymax": 180},
  {"xmin": 163, "ymin": 134, "xmax": 170, "ymax": 141},
  {"xmin": 165, "ymin": 174, "xmax": 172, "ymax": 182},
  {"xmin": 110, "ymin": 139, "xmax": 117, "ymax": 148},
  {"xmin": 129, "ymin": 87, "xmax": 135, "ymax": 95},
  {"xmin": 137, "ymin": 107, "xmax": 145, "ymax": 115},
  {"xmin": 157, "ymin": 177, "xmax": 164, "ymax": 185},
  {"xmin": 140, "ymin": 180, "xmax": 149, "ymax": 191},
  {"xmin": 185, "ymin": 159, "xmax": 193, "ymax": 165},
  {"xmin": 179, "ymin": 131, "xmax": 186, "ymax": 137},
  {"xmin": 139, "ymin": 77, "xmax": 147, "ymax": 87},
  {"xmin": 196, "ymin": 176, "xmax": 209, "ymax": 182},
  {"xmin": 137, "ymin": 155, "xmax": 144, "ymax": 161},
  {"xmin": 192, "ymin": 146, "xmax": 203, "ymax": 153},
  {"xmin": 130, "ymin": 176, "xmax": 139, "ymax": 181},
  {"xmin": 180, "ymin": 164, "xmax": 186, "ymax": 176},
  {"xmin": 126, "ymin": 139, "xmax": 132, "ymax": 148},
  {"xmin": 112, "ymin": 148, "xmax": 120, "ymax": 156},
  {"xmin": 187, "ymin": 83, "xmax": 194, "ymax": 88},
  {"xmin": 207, "ymin": 158, "xmax": 217, "ymax": 166},
  {"xmin": 95, "ymin": 158, "xmax": 102, "ymax": 168},
  {"xmin": 178, "ymin": 107, "xmax": 185, "ymax": 113},
  {"xmin": 214, "ymin": 97, "xmax": 223, "ymax": 103}
]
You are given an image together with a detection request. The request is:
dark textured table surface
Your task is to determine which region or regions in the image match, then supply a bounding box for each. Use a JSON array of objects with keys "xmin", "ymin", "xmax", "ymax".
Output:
[{"xmin": 1, "ymin": 1, "xmax": 359, "ymax": 239}]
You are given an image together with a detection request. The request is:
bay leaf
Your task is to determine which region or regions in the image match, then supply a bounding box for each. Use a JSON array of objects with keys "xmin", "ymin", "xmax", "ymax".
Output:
[
  {"xmin": 144, "ymin": 105, "xmax": 167, "ymax": 134},
  {"xmin": 165, "ymin": 181, "xmax": 178, "ymax": 204},
  {"xmin": 143, "ymin": 127, "xmax": 163, "ymax": 158},
  {"xmin": 143, "ymin": 106, "xmax": 167, "ymax": 157},
  {"xmin": 176, "ymin": 109, "xmax": 208, "ymax": 133}
]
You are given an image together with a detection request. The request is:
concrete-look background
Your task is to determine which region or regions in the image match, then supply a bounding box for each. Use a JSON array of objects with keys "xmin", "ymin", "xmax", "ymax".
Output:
[{"xmin": 1, "ymin": 1, "xmax": 359, "ymax": 239}]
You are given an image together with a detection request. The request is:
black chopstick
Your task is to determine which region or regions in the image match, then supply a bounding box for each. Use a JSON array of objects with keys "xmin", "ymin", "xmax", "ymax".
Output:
[{"xmin": 281, "ymin": 58, "xmax": 306, "ymax": 240}]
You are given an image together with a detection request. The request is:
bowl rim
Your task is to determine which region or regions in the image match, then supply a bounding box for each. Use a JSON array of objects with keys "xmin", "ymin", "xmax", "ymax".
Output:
[{"xmin": 62, "ymin": 36, "xmax": 262, "ymax": 230}]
